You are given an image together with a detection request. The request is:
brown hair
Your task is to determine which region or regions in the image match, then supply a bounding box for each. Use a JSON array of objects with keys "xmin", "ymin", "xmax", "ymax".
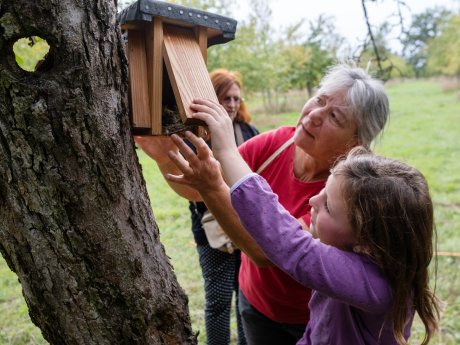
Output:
[
  {"xmin": 332, "ymin": 148, "xmax": 440, "ymax": 345},
  {"xmin": 209, "ymin": 68, "xmax": 251, "ymax": 123}
]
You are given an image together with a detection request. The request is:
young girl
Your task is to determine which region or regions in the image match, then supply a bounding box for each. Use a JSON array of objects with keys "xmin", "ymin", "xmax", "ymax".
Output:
[{"xmin": 165, "ymin": 99, "xmax": 440, "ymax": 345}]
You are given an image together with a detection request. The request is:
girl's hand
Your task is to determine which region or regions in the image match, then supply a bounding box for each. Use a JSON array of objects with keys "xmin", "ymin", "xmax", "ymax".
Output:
[
  {"xmin": 166, "ymin": 132, "xmax": 226, "ymax": 194},
  {"xmin": 134, "ymin": 136, "xmax": 178, "ymax": 166},
  {"xmin": 189, "ymin": 99, "xmax": 238, "ymax": 160}
]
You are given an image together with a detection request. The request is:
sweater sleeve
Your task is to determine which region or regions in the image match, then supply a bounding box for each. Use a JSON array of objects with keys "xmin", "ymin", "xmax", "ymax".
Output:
[{"xmin": 231, "ymin": 174, "xmax": 391, "ymax": 313}]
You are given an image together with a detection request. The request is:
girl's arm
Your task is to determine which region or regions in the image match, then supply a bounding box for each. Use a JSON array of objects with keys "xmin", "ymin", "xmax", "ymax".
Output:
[{"xmin": 231, "ymin": 174, "xmax": 392, "ymax": 313}]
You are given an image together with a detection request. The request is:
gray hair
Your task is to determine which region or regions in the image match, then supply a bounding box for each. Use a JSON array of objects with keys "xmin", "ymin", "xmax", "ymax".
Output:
[{"xmin": 317, "ymin": 63, "xmax": 389, "ymax": 147}]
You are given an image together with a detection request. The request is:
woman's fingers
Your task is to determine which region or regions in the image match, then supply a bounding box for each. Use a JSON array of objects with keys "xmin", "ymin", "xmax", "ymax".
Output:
[
  {"xmin": 169, "ymin": 133, "xmax": 203, "ymax": 163},
  {"xmin": 184, "ymin": 132, "xmax": 212, "ymax": 159},
  {"xmin": 169, "ymin": 132, "xmax": 213, "ymax": 173},
  {"xmin": 168, "ymin": 149, "xmax": 193, "ymax": 176},
  {"xmin": 166, "ymin": 132, "xmax": 220, "ymax": 188}
]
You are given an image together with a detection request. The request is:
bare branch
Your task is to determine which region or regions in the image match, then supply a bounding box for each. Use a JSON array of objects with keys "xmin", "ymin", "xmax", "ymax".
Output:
[{"xmin": 360, "ymin": 0, "xmax": 384, "ymax": 73}]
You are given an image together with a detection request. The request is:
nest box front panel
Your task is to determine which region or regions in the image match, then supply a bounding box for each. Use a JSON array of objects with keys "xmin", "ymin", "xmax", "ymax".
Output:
[{"xmin": 162, "ymin": 24, "xmax": 218, "ymax": 125}]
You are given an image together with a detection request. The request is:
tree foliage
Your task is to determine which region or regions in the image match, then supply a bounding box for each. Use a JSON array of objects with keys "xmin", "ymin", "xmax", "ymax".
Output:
[
  {"xmin": 207, "ymin": 8, "xmax": 343, "ymax": 110},
  {"xmin": 286, "ymin": 15, "xmax": 340, "ymax": 95},
  {"xmin": 207, "ymin": 0, "xmax": 288, "ymax": 111},
  {"xmin": 401, "ymin": 6, "xmax": 452, "ymax": 77},
  {"xmin": 427, "ymin": 13, "xmax": 460, "ymax": 77}
]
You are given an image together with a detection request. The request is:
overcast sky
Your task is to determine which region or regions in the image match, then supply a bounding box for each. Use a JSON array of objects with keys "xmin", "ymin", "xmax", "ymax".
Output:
[{"xmin": 234, "ymin": 0, "xmax": 459, "ymax": 52}]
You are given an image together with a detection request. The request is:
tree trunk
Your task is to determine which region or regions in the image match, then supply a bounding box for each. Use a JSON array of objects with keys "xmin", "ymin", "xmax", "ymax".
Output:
[{"xmin": 0, "ymin": 0, "xmax": 196, "ymax": 344}]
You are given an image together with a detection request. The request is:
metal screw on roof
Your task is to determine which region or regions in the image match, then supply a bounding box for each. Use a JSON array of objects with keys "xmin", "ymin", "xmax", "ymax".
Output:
[
  {"xmin": 145, "ymin": 5, "xmax": 149, "ymax": 10},
  {"xmin": 167, "ymin": 6, "xmax": 172, "ymax": 10},
  {"xmin": 189, "ymin": 12, "xmax": 193, "ymax": 16},
  {"xmin": 179, "ymin": 10, "xmax": 184, "ymax": 14},
  {"xmin": 204, "ymin": 15, "xmax": 208, "ymax": 20},
  {"xmin": 215, "ymin": 19, "xmax": 219, "ymax": 24},
  {"xmin": 197, "ymin": 14, "xmax": 201, "ymax": 18}
]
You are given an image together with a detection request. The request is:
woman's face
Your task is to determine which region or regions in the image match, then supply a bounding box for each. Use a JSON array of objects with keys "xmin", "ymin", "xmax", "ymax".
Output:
[
  {"xmin": 220, "ymin": 83, "xmax": 241, "ymax": 121},
  {"xmin": 309, "ymin": 174, "xmax": 356, "ymax": 251},
  {"xmin": 294, "ymin": 90, "xmax": 359, "ymax": 162}
]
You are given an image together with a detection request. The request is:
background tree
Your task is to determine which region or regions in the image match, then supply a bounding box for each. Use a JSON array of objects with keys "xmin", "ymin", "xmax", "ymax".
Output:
[
  {"xmin": 0, "ymin": 0, "xmax": 196, "ymax": 344},
  {"xmin": 401, "ymin": 6, "xmax": 451, "ymax": 78},
  {"xmin": 208, "ymin": 0, "xmax": 288, "ymax": 111},
  {"xmin": 286, "ymin": 15, "xmax": 340, "ymax": 96},
  {"xmin": 426, "ymin": 13, "xmax": 460, "ymax": 78}
]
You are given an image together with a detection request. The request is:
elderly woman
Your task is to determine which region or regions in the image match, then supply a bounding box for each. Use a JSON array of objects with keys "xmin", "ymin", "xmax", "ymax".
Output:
[{"xmin": 137, "ymin": 63, "xmax": 389, "ymax": 345}]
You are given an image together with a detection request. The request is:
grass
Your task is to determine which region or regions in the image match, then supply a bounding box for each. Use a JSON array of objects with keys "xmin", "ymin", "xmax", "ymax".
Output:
[{"xmin": 0, "ymin": 79, "xmax": 459, "ymax": 344}]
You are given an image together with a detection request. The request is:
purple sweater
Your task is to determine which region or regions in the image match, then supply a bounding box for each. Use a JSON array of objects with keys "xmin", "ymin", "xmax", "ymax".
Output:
[{"xmin": 231, "ymin": 174, "xmax": 414, "ymax": 345}]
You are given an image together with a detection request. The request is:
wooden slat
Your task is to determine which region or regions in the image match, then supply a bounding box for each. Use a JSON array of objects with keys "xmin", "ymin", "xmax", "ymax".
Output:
[
  {"xmin": 195, "ymin": 26, "xmax": 208, "ymax": 61},
  {"xmin": 195, "ymin": 26, "xmax": 209, "ymax": 138},
  {"xmin": 127, "ymin": 30, "xmax": 150, "ymax": 128},
  {"xmin": 146, "ymin": 17, "xmax": 163, "ymax": 135},
  {"xmin": 162, "ymin": 25, "xmax": 218, "ymax": 124}
]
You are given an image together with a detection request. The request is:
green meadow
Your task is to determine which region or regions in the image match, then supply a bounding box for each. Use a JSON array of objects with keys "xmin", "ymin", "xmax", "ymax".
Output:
[{"xmin": 1, "ymin": 79, "xmax": 459, "ymax": 344}]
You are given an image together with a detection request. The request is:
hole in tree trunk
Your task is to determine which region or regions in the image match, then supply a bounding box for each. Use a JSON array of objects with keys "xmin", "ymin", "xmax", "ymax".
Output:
[{"xmin": 13, "ymin": 36, "xmax": 51, "ymax": 72}]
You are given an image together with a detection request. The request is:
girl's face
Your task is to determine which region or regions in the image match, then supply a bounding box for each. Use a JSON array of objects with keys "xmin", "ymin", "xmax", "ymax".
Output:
[
  {"xmin": 220, "ymin": 83, "xmax": 241, "ymax": 121},
  {"xmin": 309, "ymin": 174, "xmax": 356, "ymax": 251},
  {"xmin": 294, "ymin": 91, "xmax": 359, "ymax": 162}
]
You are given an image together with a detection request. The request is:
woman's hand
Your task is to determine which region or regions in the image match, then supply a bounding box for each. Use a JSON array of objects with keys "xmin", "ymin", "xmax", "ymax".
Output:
[
  {"xmin": 166, "ymin": 132, "xmax": 227, "ymax": 195},
  {"xmin": 189, "ymin": 99, "xmax": 238, "ymax": 160},
  {"xmin": 134, "ymin": 136, "xmax": 178, "ymax": 166},
  {"xmin": 134, "ymin": 135, "xmax": 202, "ymax": 201}
]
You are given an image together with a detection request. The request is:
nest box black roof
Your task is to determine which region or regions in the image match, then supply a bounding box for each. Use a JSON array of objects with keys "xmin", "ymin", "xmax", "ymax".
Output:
[{"xmin": 118, "ymin": 0, "xmax": 238, "ymax": 46}]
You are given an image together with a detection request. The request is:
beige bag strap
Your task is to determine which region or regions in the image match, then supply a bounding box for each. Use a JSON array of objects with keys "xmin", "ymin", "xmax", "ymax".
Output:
[
  {"xmin": 234, "ymin": 122, "xmax": 245, "ymax": 146},
  {"xmin": 256, "ymin": 135, "xmax": 295, "ymax": 174}
]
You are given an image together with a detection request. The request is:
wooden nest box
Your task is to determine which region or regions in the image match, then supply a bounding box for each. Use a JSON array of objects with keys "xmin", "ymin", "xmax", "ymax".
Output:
[{"xmin": 118, "ymin": 0, "xmax": 237, "ymax": 136}]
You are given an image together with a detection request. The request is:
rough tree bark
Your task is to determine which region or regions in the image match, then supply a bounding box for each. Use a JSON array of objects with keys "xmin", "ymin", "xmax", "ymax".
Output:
[{"xmin": 0, "ymin": 0, "xmax": 196, "ymax": 344}]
